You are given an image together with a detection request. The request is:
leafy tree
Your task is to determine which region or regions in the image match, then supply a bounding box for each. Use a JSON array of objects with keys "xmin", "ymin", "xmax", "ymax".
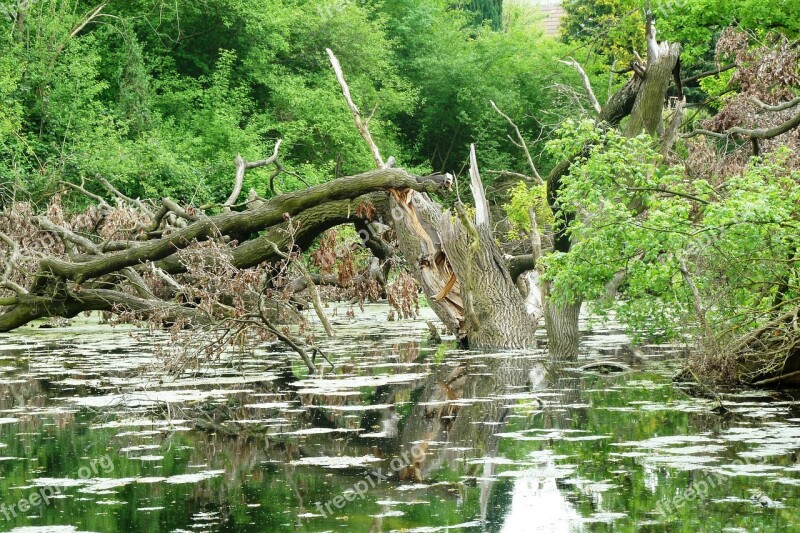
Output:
[
  {"xmin": 543, "ymin": 118, "xmax": 800, "ymax": 380},
  {"xmin": 561, "ymin": 0, "xmax": 643, "ymax": 64}
]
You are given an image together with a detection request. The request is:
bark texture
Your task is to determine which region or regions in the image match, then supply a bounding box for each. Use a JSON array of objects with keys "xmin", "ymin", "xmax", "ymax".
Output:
[{"xmin": 543, "ymin": 295, "xmax": 582, "ymax": 359}]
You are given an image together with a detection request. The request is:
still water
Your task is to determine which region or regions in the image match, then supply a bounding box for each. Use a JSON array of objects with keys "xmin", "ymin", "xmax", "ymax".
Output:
[{"xmin": 1, "ymin": 305, "xmax": 799, "ymax": 532}]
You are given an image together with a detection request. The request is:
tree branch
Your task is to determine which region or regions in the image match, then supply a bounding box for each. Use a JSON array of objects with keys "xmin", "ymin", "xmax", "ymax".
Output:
[
  {"xmin": 468, "ymin": 145, "xmax": 490, "ymax": 228},
  {"xmin": 327, "ymin": 48, "xmax": 384, "ymax": 169},
  {"xmin": 490, "ymin": 100, "xmax": 543, "ymax": 183},
  {"xmin": 685, "ymin": 107, "xmax": 800, "ymax": 140},
  {"xmin": 558, "ymin": 58, "xmax": 602, "ymax": 115},
  {"xmin": 227, "ymin": 139, "xmax": 283, "ymax": 210},
  {"xmin": 748, "ymin": 96, "xmax": 800, "ymax": 112}
]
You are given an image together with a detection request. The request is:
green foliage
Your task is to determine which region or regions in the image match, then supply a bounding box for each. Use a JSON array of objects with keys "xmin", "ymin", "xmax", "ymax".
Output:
[
  {"xmin": 562, "ymin": 0, "xmax": 643, "ymax": 64},
  {"xmin": 561, "ymin": 0, "xmax": 800, "ymax": 106},
  {"xmin": 564, "ymin": 0, "xmax": 800, "ymax": 68},
  {"xmin": 543, "ymin": 120, "xmax": 800, "ymax": 344},
  {"xmin": 698, "ymin": 68, "xmax": 735, "ymax": 110},
  {"xmin": 382, "ymin": 0, "xmax": 578, "ymax": 179},
  {"xmin": 654, "ymin": 0, "xmax": 800, "ymax": 66},
  {"xmin": 504, "ymin": 181, "xmax": 553, "ymax": 239},
  {"xmin": 1, "ymin": 0, "xmax": 581, "ymax": 208}
]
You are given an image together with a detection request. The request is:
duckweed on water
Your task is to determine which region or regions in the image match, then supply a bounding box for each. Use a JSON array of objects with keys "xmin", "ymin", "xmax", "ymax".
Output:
[{"xmin": 1, "ymin": 305, "xmax": 799, "ymax": 532}]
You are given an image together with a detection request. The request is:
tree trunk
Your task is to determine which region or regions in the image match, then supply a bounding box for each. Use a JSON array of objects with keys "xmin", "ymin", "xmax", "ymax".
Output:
[
  {"xmin": 382, "ymin": 147, "xmax": 537, "ymax": 348},
  {"xmin": 440, "ymin": 206, "xmax": 537, "ymax": 348},
  {"xmin": 544, "ymin": 295, "xmax": 582, "ymax": 359},
  {"xmin": 543, "ymin": 12, "xmax": 680, "ymax": 359}
]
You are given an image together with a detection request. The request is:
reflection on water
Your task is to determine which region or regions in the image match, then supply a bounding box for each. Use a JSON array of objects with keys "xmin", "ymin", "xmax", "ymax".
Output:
[{"xmin": 0, "ymin": 305, "xmax": 799, "ymax": 532}]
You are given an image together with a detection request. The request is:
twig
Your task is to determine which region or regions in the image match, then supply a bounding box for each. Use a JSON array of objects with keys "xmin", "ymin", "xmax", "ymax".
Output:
[{"xmin": 257, "ymin": 299, "xmax": 317, "ymax": 374}]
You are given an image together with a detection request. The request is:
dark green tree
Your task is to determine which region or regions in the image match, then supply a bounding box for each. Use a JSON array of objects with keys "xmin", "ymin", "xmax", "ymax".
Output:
[{"xmin": 468, "ymin": 0, "xmax": 503, "ymax": 29}]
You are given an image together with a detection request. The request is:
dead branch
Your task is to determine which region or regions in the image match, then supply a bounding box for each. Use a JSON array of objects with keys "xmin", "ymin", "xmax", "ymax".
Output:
[
  {"xmin": 486, "ymin": 170, "xmax": 536, "ymax": 181},
  {"xmin": 489, "ymin": 101, "xmax": 543, "ymax": 183},
  {"xmin": 33, "ymin": 170, "xmax": 440, "ymax": 287},
  {"xmin": 685, "ymin": 107, "xmax": 800, "ymax": 140},
  {"xmin": 0, "ymin": 232, "xmax": 27, "ymax": 295},
  {"xmin": 255, "ymin": 301, "xmax": 317, "ymax": 374},
  {"xmin": 748, "ymin": 97, "xmax": 800, "ymax": 112},
  {"xmin": 60, "ymin": 178, "xmax": 110, "ymax": 207},
  {"xmin": 327, "ymin": 48, "xmax": 385, "ymax": 169},
  {"xmin": 261, "ymin": 235, "xmax": 335, "ymax": 339},
  {"xmin": 98, "ymin": 175, "xmax": 151, "ymax": 216},
  {"xmin": 227, "ymin": 139, "xmax": 283, "ymax": 210},
  {"xmin": 680, "ymin": 63, "xmax": 736, "ymax": 85},
  {"xmin": 558, "ymin": 58, "xmax": 602, "ymax": 115},
  {"xmin": 661, "ymin": 96, "xmax": 686, "ymax": 156},
  {"xmin": 468, "ymin": 145, "xmax": 490, "ymax": 228}
]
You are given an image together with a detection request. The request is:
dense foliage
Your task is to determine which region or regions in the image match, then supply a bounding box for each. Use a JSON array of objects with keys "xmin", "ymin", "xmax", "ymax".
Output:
[
  {"xmin": 547, "ymin": 15, "xmax": 800, "ymax": 379},
  {"xmin": 0, "ymin": 0, "xmax": 575, "ymax": 207}
]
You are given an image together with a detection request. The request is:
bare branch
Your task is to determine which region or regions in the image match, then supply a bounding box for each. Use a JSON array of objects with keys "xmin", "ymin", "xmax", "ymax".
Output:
[
  {"xmin": 748, "ymin": 96, "xmax": 800, "ymax": 112},
  {"xmin": 60, "ymin": 179, "xmax": 109, "ymax": 207},
  {"xmin": 645, "ymin": 2, "xmax": 658, "ymax": 61},
  {"xmin": 661, "ymin": 96, "xmax": 686, "ymax": 156},
  {"xmin": 35, "ymin": 216, "xmax": 100, "ymax": 254},
  {"xmin": 681, "ymin": 63, "xmax": 736, "ymax": 85},
  {"xmin": 51, "ymin": 2, "xmax": 107, "ymax": 64},
  {"xmin": 256, "ymin": 299, "xmax": 317, "ymax": 374},
  {"xmin": 679, "ymin": 257, "xmax": 716, "ymax": 349},
  {"xmin": 326, "ymin": 48, "xmax": 385, "ymax": 169},
  {"xmin": 685, "ymin": 107, "xmax": 800, "ymax": 140},
  {"xmin": 151, "ymin": 263, "xmax": 183, "ymax": 290},
  {"xmin": 486, "ymin": 170, "xmax": 536, "ymax": 181},
  {"xmin": 98, "ymin": 175, "xmax": 152, "ymax": 217},
  {"xmin": 226, "ymin": 139, "xmax": 283, "ymax": 210},
  {"xmin": 68, "ymin": 2, "xmax": 107, "ymax": 40},
  {"xmin": 489, "ymin": 100, "xmax": 544, "ymax": 183},
  {"xmin": 261, "ymin": 236, "xmax": 336, "ymax": 339},
  {"xmin": 557, "ymin": 58, "xmax": 602, "ymax": 115},
  {"xmin": 0, "ymin": 232, "xmax": 27, "ymax": 295},
  {"xmin": 469, "ymin": 145, "xmax": 490, "ymax": 228}
]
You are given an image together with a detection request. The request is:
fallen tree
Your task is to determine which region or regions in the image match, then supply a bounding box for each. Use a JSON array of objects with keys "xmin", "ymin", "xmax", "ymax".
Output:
[
  {"xmin": 0, "ymin": 44, "xmax": 542, "ymax": 372},
  {"xmin": 0, "ymin": 8, "xmax": 697, "ymax": 364}
]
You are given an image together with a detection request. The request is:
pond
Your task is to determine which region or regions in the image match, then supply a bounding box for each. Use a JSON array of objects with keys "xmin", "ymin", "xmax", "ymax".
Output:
[{"xmin": 1, "ymin": 304, "xmax": 799, "ymax": 532}]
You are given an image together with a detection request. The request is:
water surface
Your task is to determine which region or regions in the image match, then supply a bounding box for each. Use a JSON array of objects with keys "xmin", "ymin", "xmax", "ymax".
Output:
[{"xmin": 1, "ymin": 305, "xmax": 799, "ymax": 532}]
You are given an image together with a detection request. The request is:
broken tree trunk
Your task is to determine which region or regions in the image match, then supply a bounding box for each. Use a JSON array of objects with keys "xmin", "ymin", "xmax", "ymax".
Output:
[
  {"xmin": 544, "ymin": 8, "xmax": 681, "ymax": 359},
  {"xmin": 326, "ymin": 49, "xmax": 537, "ymax": 349},
  {"xmin": 440, "ymin": 147, "xmax": 537, "ymax": 348},
  {"xmin": 385, "ymin": 184, "xmax": 536, "ymax": 348}
]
